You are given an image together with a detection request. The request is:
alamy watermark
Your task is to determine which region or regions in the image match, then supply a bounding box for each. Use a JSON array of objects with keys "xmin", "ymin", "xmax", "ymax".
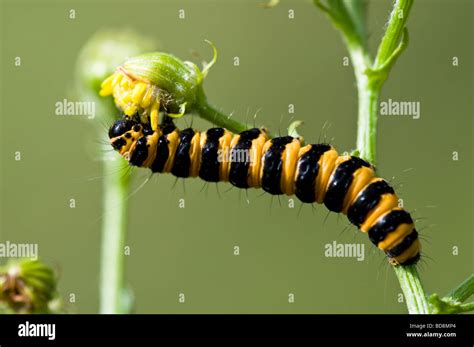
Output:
[
  {"xmin": 0, "ymin": 241, "xmax": 38, "ymax": 260},
  {"xmin": 324, "ymin": 241, "xmax": 365, "ymax": 261},
  {"xmin": 55, "ymin": 99, "xmax": 95, "ymax": 119},
  {"xmin": 380, "ymin": 98, "xmax": 420, "ymax": 119},
  {"xmin": 217, "ymin": 148, "xmax": 254, "ymax": 165},
  {"xmin": 18, "ymin": 321, "xmax": 55, "ymax": 341}
]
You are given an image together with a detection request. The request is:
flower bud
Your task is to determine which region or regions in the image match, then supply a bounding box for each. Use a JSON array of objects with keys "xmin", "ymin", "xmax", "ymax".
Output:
[
  {"xmin": 0, "ymin": 259, "xmax": 58, "ymax": 313},
  {"xmin": 100, "ymin": 41, "xmax": 216, "ymax": 130}
]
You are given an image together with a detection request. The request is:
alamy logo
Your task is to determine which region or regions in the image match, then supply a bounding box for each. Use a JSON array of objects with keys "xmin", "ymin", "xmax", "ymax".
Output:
[
  {"xmin": 55, "ymin": 98, "xmax": 95, "ymax": 119},
  {"xmin": 324, "ymin": 241, "xmax": 365, "ymax": 261},
  {"xmin": 0, "ymin": 241, "xmax": 38, "ymax": 260},
  {"xmin": 217, "ymin": 148, "xmax": 254, "ymax": 164},
  {"xmin": 380, "ymin": 98, "xmax": 420, "ymax": 119},
  {"xmin": 18, "ymin": 321, "xmax": 56, "ymax": 340}
]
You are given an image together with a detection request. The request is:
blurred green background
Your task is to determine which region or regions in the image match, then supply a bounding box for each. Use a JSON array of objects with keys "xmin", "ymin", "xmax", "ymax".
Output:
[{"xmin": 0, "ymin": 0, "xmax": 472, "ymax": 313}]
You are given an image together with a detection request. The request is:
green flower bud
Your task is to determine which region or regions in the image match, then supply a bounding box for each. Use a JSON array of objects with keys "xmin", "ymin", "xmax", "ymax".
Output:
[
  {"xmin": 74, "ymin": 28, "xmax": 158, "ymax": 124},
  {"xmin": 100, "ymin": 41, "xmax": 216, "ymax": 130},
  {"xmin": 0, "ymin": 259, "xmax": 59, "ymax": 313}
]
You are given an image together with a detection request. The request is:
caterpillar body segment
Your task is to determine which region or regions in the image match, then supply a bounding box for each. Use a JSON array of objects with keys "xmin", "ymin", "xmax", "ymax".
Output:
[{"xmin": 108, "ymin": 117, "xmax": 421, "ymax": 266}]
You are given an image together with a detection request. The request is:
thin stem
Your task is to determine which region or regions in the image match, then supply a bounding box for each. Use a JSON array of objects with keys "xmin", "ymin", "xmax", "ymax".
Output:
[
  {"xmin": 353, "ymin": 2, "xmax": 430, "ymax": 313},
  {"xmin": 456, "ymin": 302, "xmax": 474, "ymax": 313},
  {"xmin": 315, "ymin": 0, "xmax": 430, "ymax": 314},
  {"xmin": 195, "ymin": 87, "xmax": 252, "ymax": 134},
  {"xmin": 365, "ymin": 0, "xmax": 430, "ymax": 315},
  {"xmin": 356, "ymin": 86, "xmax": 379, "ymax": 164},
  {"xmin": 428, "ymin": 275, "xmax": 474, "ymax": 314},
  {"xmin": 374, "ymin": 0, "xmax": 414, "ymax": 68},
  {"xmin": 348, "ymin": 44, "xmax": 377, "ymax": 163},
  {"xmin": 394, "ymin": 265, "xmax": 430, "ymax": 314},
  {"xmin": 445, "ymin": 274, "xmax": 474, "ymax": 304},
  {"xmin": 99, "ymin": 158, "xmax": 130, "ymax": 313},
  {"xmin": 351, "ymin": 0, "xmax": 429, "ymax": 314}
]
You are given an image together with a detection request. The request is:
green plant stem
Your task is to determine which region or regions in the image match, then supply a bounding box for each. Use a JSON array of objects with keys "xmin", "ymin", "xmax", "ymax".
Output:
[
  {"xmin": 316, "ymin": 0, "xmax": 431, "ymax": 314},
  {"xmin": 374, "ymin": 0, "xmax": 414, "ymax": 68},
  {"xmin": 445, "ymin": 274, "xmax": 474, "ymax": 304},
  {"xmin": 353, "ymin": 0, "xmax": 429, "ymax": 315},
  {"xmin": 195, "ymin": 87, "xmax": 278, "ymax": 139},
  {"xmin": 350, "ymin": 0, "xmax": 430, "ymax": 314},
  {"xmin": 99, "ymin": 158, "xmax": 130, "ymax": 313},
  {"xmin": 456, "ymin": 302, "xmax": 474, "ymax": 313},
  {"xmin": 348, "ymin": 44, "xmax": 378, "ymax": 164},
  {"xmin": 356, "ymin": 86, "xmax": 379, "ymax": 164},
  {"xmin": 428, "ymin": 274, "xmax": 474, "ymax": 313},
  {"xmin": 195, "ymin": 87, "xmax": 249, "ymax": 134},
  {"xmin": 394, "ymin": 265, "xmax": 430, "ymax": 314}
]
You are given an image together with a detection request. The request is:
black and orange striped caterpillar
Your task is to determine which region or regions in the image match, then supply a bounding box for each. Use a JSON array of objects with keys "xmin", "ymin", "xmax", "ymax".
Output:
[{"xmin": 108, "ymin": 115, "xmax": 421, "ymax": 266}]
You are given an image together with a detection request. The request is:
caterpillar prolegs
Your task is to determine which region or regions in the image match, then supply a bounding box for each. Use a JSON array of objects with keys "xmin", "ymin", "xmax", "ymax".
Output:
[{"xmin": 108, "ymin": 116, "xmax": 421, "ymax": 266}]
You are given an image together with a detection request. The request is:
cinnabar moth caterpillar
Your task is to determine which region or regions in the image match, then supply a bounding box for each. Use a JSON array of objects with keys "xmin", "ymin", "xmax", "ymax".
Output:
[{"xmin": 108, "ymin": 116, "xmax": 421, "ymax": 266}]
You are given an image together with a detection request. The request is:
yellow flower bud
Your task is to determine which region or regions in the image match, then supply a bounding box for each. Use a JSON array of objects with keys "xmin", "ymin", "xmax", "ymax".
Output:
[{"xmin": 100, "ymin": 41, "xmax": 216, "ymax": 130}]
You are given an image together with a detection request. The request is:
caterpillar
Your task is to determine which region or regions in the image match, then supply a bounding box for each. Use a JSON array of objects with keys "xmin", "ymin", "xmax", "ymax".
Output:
[{"xmin": 108, "ymin": 115, "xmax": 421, "ymax": 266}]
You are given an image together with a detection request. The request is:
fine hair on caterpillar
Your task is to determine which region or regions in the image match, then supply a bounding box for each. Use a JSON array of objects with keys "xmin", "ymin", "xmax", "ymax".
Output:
[{"xmin": 108, "ymin": 114, "xmax": 421, "ymax": 266}]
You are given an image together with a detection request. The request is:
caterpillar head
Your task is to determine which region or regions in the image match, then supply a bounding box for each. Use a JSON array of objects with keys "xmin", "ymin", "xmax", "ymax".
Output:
[
  {"xmin": 108, "ymin": 118, "xmax": 136, "ymax": 139},
  {"xmin": 108, "ymin": 117, "xmax": 152, "ymax": 157}
]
